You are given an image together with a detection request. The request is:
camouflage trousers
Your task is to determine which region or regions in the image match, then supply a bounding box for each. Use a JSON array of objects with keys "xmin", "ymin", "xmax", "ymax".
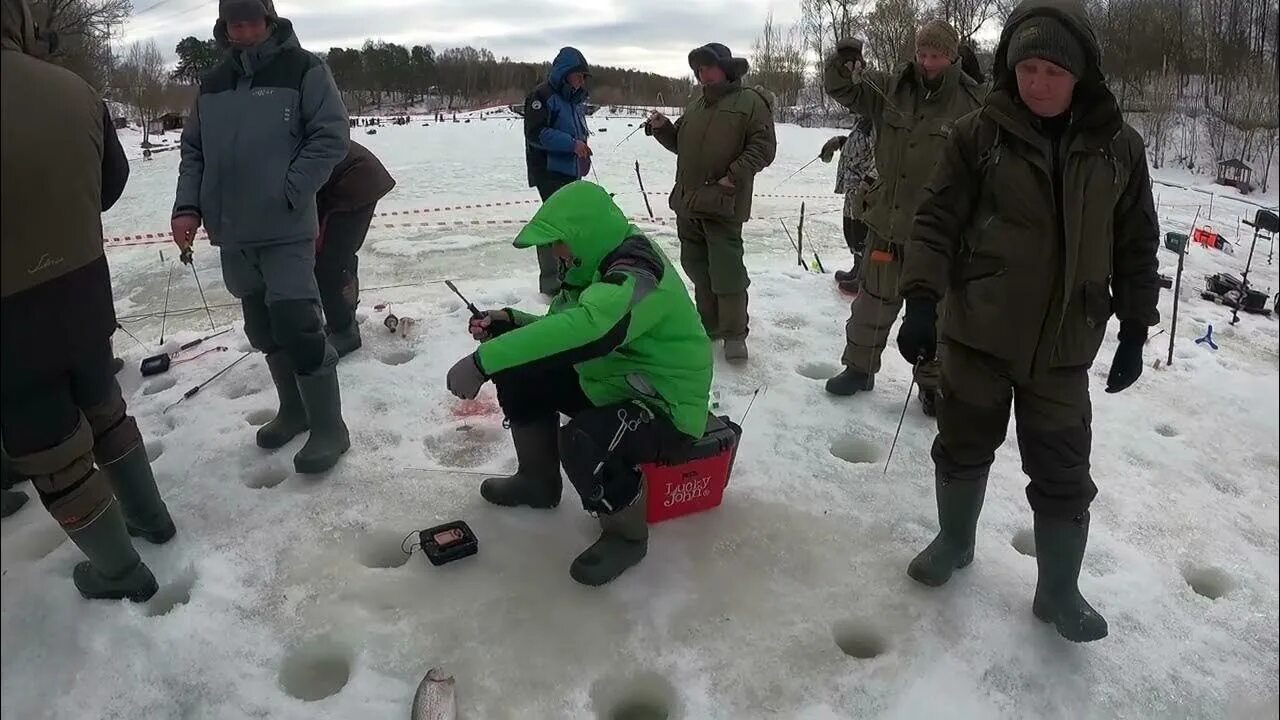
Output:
[
  {"xmin": 932, "ymin": 341, "xmax": 1097, "ymax": 519},
  {"xmin": 841, "ymin": 233, "xmax": 939, "ymax": 390}
]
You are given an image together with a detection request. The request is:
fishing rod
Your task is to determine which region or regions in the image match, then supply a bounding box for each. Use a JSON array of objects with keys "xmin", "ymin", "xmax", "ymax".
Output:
[
  {"xmin": 883, "ymin": 359, "xmax": 921, "ymax": 474},
  {"xmin": 159, "ymin": 261, "xmax": 175, "ymax": 344},
  {"xmin": 164, "ymin": 352, "xmax": 251, "ymax": 413},
  {"xmin": 444, "ymin": 280, "xmax": 484, "ymax": 319},
  {"xmin": 180, "ymin": 248, "xmax": 216, "ymax": 331},
  {"xmin": 769, "ymin": 155, "xmax": 821, "ymax": 194}
]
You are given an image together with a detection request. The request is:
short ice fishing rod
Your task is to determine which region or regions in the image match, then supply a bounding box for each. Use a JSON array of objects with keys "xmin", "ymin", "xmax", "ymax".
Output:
[
  {"xmin": 164, "ymin": 352, "xmax": 251, "ymax": 413},
  {"xmin": 444, "ymin": 280, "xmax": 484, "ymax": 319},
  {"xmin": 769, "ymin": 155, "xmax": 822, "ymax": 193},
  {"xmin": 181, "ymin": 247, "xmax": 217, "ymax": 331}
]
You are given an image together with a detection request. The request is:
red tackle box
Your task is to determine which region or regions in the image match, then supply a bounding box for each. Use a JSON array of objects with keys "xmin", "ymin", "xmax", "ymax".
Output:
[{"xmin": 641, "ymin": 414, "xmax": 742, "ymax": 523}]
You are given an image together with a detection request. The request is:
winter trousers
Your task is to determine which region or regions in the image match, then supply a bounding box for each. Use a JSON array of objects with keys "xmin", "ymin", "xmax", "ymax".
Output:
[
  {"xmin": 0, "ymin": 338, "xmax": 142, "ymax": 529},
  {"xmin": 315, "ymin": 204, "xmax": 377, "ymax": 333},
  {"xmin": 932, "ymin": 341, "xmax": 1097, "ymax": 519},
  {"xmin": 676, "ymin": 215, "xmax": 750, "ymax": 340},
  {"xmin": 534, "ymin": 172, "xmax": 578, "ymax": 294},
  {"xmin": 842, "ymin": 233, "xmax": 939, "ymax": 389},
  {"xmin": 220, "ymin": 240, "xmax": 330, "ymax": 375},
  {"xmin": 493, "ymin": 363, "xmax": 684, "ymax": 512}
]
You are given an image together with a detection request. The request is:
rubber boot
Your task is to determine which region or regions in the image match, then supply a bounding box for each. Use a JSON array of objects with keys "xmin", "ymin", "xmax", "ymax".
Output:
[
  {"xmin": 907, "ymin": 472, "xmax": 988, "ymax": 587},
  {"xmin": 570, "ymin": 483, "xmax": 648, "ymax": 586},
  {"xmin": 257, "ymin": 352, "xmax": 309, "ymax": 449},
  {"xmin": 693, "ymin": 284, "xmax": 720, "ymax": 339},
  {"xmin": 480, "ymin": 417, "xmax": 562, "ymax": 508},
  {"xmin": 919, "ymin": 388, "xmax": 938, "ymax": 418},
  {"xmin": 1, "ymin": 488, "xmax": 28, "ymax": 518},
  {"xmin": 293, "ymin": 350, "xmax": 351, "ymax": 474},
  {"xmin": 1032, "ymin": 512, "xmax": 1109, "ymax": 642},
  {"xmin": 68, "ymin": 500, "xmax": 158, "ymax": 602},
  {"xmin": 102, "ymin": 444, "xmax": 175, "ymax": 544},
  {"xmin": 825, "ymin": 367, "xmax": 875, "ymax": 396},
  {"xmin": 720, "ymin": 293, "xmax": 749, "ymax": 364},
  {"xmin": 327, "ymin": 322, "xmax": 362, "ymax": 358}
]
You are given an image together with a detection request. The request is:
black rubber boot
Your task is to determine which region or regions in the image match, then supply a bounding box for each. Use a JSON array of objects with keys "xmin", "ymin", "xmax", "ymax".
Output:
[
  {"xmin": 1, "ymin": 488, "xmax": 28, "ymax": 518},
  {"xmin": 570, "ymin": 484, "xmax": 648, "ymax": 586},
  {"xmin": 102, "ymin": 444, "xmax": 175, "ymax": 545},
  {"xmin": 724, "ymin": 338, "xmax": 749, "ymax": 364},
  {"xmin": 825, "ymin": 367, "xmax": 875, "ymax": 396},
  {"xmin": 919, "ymin": 388, "xmax": 938, "ymax": 418},
  {"xmin": 1032, "ymin": 512, "xmax": 1109, "ymax": 642},
  {"xmin": 907, "ymin": 472, "xmax": 988, "ymax": 587},
  {"xmin": 480, "ymin": 417, "xmax": 562, "ymax": 508},
  {"xmin": 257, "ymin": 352, "xmax": 309, "ymax": 450},
  {"xmin": 293, "ymin": 352, "xmax": 351, "ymax": 474},
  {"xmin": 68, "ymin": 500, "xmax": 158, "ymax": 602},
  {"xmin": 327, "ymin": 322, "xmax": 362, "ymax": 358}
]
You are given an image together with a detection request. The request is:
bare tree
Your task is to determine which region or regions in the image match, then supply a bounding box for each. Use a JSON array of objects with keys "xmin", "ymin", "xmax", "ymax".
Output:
[
  {"xmin": 751, "ymin": 11, "xmax": 808, "ymax": 109},
  {"xmin": 31, "ymin": 0, "xmax": 132, "ymax": 89},
  {"xmin": 1138, "ymin": 70, "xmax": 1180, "ymax": 168},
  {"xmin": 865, "ymin": 0, "xmax": 924, "ymax": 69},
  {"xmin": 115, "ymin": 40, "xmax": 166, "ymax": 146},
  {"xmin": 935, "ymin": 0, "xmax": 1000, "ymax": 40}
]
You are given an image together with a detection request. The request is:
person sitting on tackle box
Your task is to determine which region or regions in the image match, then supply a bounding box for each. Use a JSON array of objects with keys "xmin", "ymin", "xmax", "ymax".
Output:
[{"xmin": 445, "ymin": 181, "xmax": 713, "ymax": 587}]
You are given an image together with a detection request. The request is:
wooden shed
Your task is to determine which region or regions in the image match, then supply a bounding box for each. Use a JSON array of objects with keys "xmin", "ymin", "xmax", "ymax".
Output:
[{"xmin": 1216, "ymin": 158, "xmax": 1254, "ymax": 192}]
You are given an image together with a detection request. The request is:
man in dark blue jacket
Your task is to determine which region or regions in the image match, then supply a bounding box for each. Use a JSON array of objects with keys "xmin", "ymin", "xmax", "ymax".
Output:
[
  {"xmin": 523, "ymin": 46, "xmax": 591, "ymax": 295},
  {"xmin": 171, "ymin": 0, "xmax": 350, "ymax": 475}
]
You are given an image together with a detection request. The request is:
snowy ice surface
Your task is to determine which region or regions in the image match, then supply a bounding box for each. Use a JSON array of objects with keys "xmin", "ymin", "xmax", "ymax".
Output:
[{"xmin": 3, "ymin": 116, "xmax": 1279, "ymax": 720}]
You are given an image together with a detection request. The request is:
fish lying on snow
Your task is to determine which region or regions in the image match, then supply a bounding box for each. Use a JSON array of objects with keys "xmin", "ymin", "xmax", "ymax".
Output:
[{"xmin": 411, "ymin": 668, "xmax": 457, "ymax": 720}]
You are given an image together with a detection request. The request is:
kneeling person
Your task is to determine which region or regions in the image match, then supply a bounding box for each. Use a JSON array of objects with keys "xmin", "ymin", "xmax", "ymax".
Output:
[{"xmin": 446, "ymin": 182, "xmax": 713, "ymax": 586}]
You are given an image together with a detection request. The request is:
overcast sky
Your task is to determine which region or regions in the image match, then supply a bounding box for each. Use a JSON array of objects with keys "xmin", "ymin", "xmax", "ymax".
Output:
[{"xmin": 121, "ymin": 0, "xmax": 803, "ymax": 78}]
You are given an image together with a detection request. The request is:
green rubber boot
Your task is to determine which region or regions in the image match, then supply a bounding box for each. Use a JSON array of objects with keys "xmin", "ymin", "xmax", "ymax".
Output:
[
  {"xmin": 907, "ymin": 472, "xmax": 988, "ymax": 587},
  {"xmin": 1032, "ymin": 512, "xmax": 1109, "ymax": 643},
  {"xmin": 102, "ymin": 444, "xmax": 175, "ymax": 544},
  {"xmin": 480, "ymin": 417, "xmax": 562, "ymax": 509},
  {"xmin": 68, "ymin": 499, "xmax": 158, "ymax": 602},
  {"xmin": 570, "ymin": 483, "xmax": 648, "ymax": 586},
  {"xmin": 293, "ymin": 351, "xmax": 351, "ymax": 474},
  {"xmin": 257, "ymin": 352, "xmax": 309, "ymax": 449}
]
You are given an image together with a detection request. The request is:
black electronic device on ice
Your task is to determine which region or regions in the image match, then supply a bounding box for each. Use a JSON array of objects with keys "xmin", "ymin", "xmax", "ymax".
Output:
[{"xmin": 419, "ymin": 521, "xmax": 478, "ymax": 566}]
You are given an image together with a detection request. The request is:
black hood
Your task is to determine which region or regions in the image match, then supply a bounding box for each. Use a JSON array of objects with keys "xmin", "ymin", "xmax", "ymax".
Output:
[
  {"xmin": 688, "ymin": 43, "xmax": 749, "ymax": 82},
  {"xmin": 993, "ymin": 0, "xmax": 1103, "ymax": 92},
  {"xmin": 213, "ymin": 0, "xmax": 279, "ymax": 49}
]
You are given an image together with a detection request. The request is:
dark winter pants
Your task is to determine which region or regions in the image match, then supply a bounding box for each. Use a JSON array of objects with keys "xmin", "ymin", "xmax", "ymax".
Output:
[
  {"xmin": 535, "ymin": 172, "xmax": 578, "ymax": 294},
  {"xmin": 932, "ymin": 341, "xmax": 1097, "ymax": 519},
  {"xmin": 841, "ymin": 233, "xmax": 939, "ymax": 389},
  {"xmin": 493, "ymin": 363, "xmax": 683, "ymax": 510},
  {"xmin": 220, "ymin": 240, "xmax": 328, "ymax": 375},
  {"xmin": 676, "ymin": 215, "xmax": 750, "ymax": 340},
  {"xmin": 0, "ymin": 338, "xmax": 142, "ymax": 529},
  {"xmin": 316, "ymin": 204, "xmax": 377, "ymax": 333}
]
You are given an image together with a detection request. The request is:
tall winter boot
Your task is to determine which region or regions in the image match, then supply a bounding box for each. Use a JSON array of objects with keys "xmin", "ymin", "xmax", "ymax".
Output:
[
  {"xmin": 570, "ymin": 482, "xmax": 648, "ymax": 586},
  {"xmin": 480, "ymin": 417, "xmax": 562, "ymax": 508},
  {"xmin": 68, "ymin": 499, "xmax": 158, "ymax": 602},
  {"xmin": 907, "ymin": 472, "xmax": 988, "ymax": 587},
  {"xmin": 293, "ymin": 350, "xmax": 351, "ymax": 474},
  {"xmin": 693, "ymin": 284, "xmax": 720, "ymax": 339},
  {"xmin": 825, "ymin": 367, "xmax": 875, "ymax": 396},
  {"xmin": 327, "ymin": 322, "xmax": 362, "ymax": 358},
  {"xmin": 102, "ymin": 444, "xmax": 175, "ymax": 544},
  {"xmin": 1032, "ymin": 512, "xmax": 1109, "ymax": 642},
  {"xmin": 257, "ymin": 352, "xmax": 309, "ymax": 449},
  {"xmin": 720, "ymin": 292, "xmax": 749, "ymax": 364}
]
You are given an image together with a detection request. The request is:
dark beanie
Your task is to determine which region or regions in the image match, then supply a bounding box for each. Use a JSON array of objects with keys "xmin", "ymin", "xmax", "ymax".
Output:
[
  {"xmin": 219, "ymin": 0, "xmax": 274, "ymax": 23},
  {"xmin": 1006, "ymin": 15, "xmax": 1086, "ymax": 78}
]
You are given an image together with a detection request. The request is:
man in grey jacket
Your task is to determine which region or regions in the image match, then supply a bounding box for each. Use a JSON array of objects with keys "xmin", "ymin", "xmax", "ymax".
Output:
[{"xmin": 171, "ymin": 0, "xmax": 350, "ymax": 474}]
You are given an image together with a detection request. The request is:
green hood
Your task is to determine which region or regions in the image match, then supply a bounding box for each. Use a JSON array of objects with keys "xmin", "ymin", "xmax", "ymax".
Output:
[
  {"xmin": 993, "ymin": 0, "xmax": 1104, "ymax": 93},
  {"xmin": 514, "ymin": 180, "xmax": 636, "ymax": 283}
]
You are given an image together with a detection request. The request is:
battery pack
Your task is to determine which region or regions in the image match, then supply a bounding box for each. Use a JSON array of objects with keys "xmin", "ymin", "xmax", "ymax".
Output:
[{"xmin": 140, "ymin": 354, "xmax": 171, "ymax": 377}]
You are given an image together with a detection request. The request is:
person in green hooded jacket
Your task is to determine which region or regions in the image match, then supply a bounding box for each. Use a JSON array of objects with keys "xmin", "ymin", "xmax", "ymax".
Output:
[
  {"xmin": 446, "ymin": 181, "xmax": 713, "ymax": 586},
  {"xmin": 896, "ymin": 0, "xmax": 1160, "ymax": 643},
  {"xmin": 646, "ymin": 43, "xmax": 776, "ymax": 364}
]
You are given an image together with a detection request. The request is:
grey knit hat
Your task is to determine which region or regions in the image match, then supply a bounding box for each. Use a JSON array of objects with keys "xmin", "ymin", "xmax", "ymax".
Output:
[
  {"xmin": 219, "ymin": 0, "xmax": 275, "ymax": 23},
  {"xmin": 1006, "ymin": 15, "xmax": 1087, "ymax": 77}
]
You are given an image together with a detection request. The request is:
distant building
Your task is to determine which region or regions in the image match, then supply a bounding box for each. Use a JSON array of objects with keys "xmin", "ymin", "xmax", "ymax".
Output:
[
  {"xmin": 147, "ymin": 112, "xmax": 186, "ymax": 135},
  {"xmin": 1216, "ymin": 158, "xmax": 1254, "ymax": 193}
]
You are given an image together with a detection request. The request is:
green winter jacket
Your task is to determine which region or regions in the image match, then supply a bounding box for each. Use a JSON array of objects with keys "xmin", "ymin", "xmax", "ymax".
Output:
[
  {"xmin": 824, "ymin": 55, "xmax": 985, "ymax": 246},
  {"xmin": 901, "ymin": 0, "xmax": 1161, "ymax": 376},
  {"xmin": 652, "ymin": 81, "xmax": 777, "ymax": 222},
  {"xmin": 476, "ymin": 182, "xmax": 713, "ymax": 439}
]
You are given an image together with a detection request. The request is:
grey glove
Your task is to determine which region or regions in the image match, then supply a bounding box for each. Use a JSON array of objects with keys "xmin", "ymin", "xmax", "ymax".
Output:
[
  {"xmin": 820, "ymin": 135, "xmax": 846, "ymax": 163},
  {"xmin": 446, "ymin": 353, "xmax": 488, "ymax": 399}
]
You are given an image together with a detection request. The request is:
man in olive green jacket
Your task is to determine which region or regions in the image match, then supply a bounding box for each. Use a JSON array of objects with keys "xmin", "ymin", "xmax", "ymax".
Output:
[
  {"xmin": 822, "ymin": 21, "xmax": 985, "ymax": 413},
  {"xmin": 647, "ymin": 43, "xmax": 776, "ymax": 363},
  {"xmin": 896, "ymin": 0, "xmax": 1160, "ymax": 643}
]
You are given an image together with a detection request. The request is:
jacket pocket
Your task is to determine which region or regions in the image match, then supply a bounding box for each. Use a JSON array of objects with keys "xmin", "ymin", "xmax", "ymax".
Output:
[
  {"xmin": 685, "ymin": 183, "xmax": 736, "ymax": 219},
  {"xmin": 1053, "ymin": 280, "xmax": 1111, "ymax": 367}
]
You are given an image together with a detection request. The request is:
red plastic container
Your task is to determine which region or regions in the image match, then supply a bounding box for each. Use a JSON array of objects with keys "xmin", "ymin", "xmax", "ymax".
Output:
[{"xmin": 641, "ymin": 414, "xmax": 741, "ymax": 523}]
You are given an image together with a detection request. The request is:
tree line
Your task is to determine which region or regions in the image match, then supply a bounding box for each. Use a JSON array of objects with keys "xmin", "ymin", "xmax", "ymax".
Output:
[{"xmin": 748, "ymin": 0, "xmax": 1279, "ymax": 190}]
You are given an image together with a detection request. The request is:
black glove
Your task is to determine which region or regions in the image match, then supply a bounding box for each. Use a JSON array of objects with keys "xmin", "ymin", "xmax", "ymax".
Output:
[
  {"xmin": 820, "ymin": 135, "xmax": 846, "ymax": 163},
  {"xmin": 468, "ymin": 309, "xmax": 517, "ymax": 341},
  {"xmin": 896, "ymin": 298, "xmax": 938, "ymax": 364},
  {"xmin": 1105, "ymin": 321, "xmax": 1147, "ymax": 394},
  {"xmin": 446, "ymin": 353, "xmax": 488, "ymax": 399}
]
